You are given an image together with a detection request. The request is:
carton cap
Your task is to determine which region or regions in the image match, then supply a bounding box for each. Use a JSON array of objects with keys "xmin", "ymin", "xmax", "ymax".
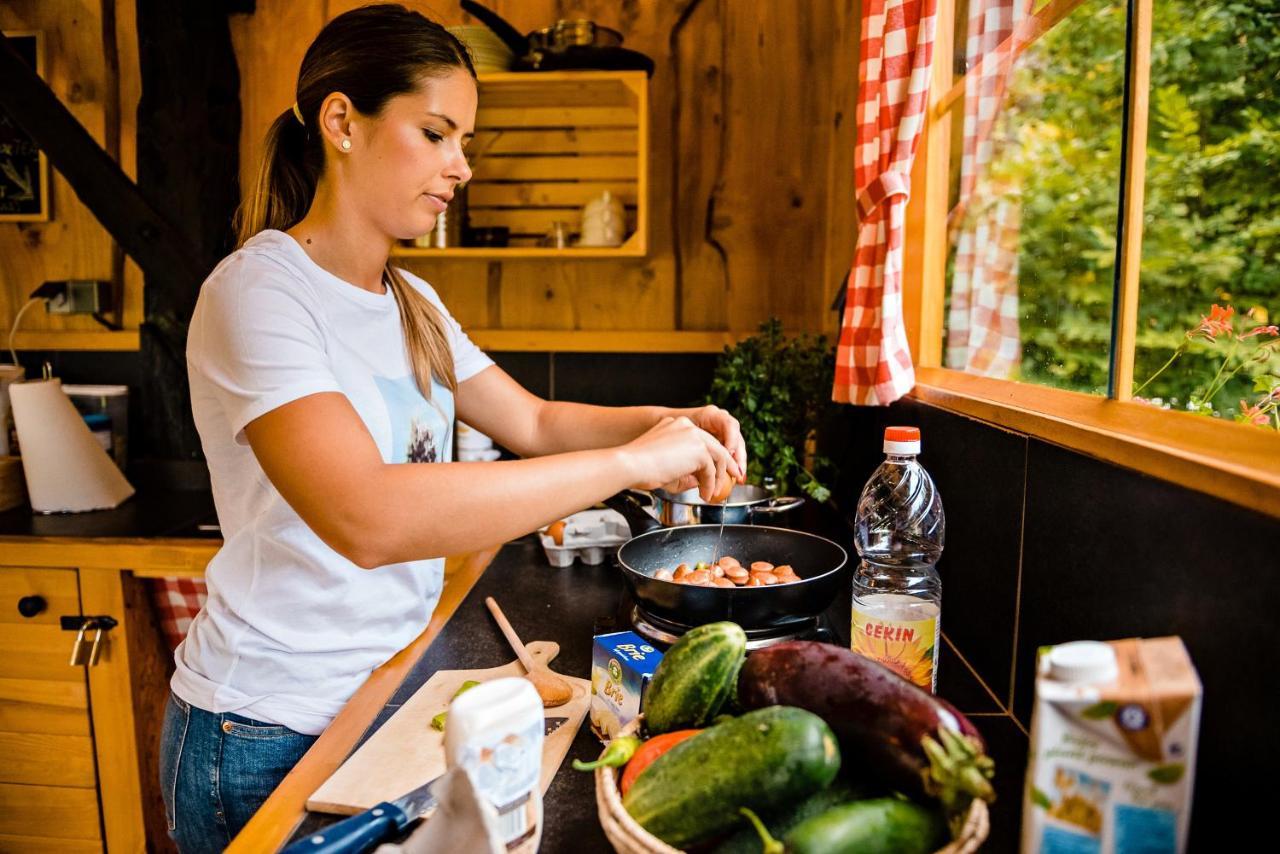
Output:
[{"xmin": 1048, "ymin": 641, "xmax": 1118, "ymax": 684}]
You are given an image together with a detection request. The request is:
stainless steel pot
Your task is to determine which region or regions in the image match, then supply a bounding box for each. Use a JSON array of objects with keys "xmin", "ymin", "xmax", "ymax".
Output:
[
  {"xmin": 649, "ymin": 484, "xmax": 804, "ymax": 526},
  {"xmin": 527, "ymin": 19, "xmax": 624, "ymax": 53}
]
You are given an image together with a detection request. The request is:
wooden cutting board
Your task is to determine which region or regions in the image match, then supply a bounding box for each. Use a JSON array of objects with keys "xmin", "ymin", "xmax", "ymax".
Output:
[{"xmin": 307, "ymin": 641, "xmax": 591, "ymax": 815}]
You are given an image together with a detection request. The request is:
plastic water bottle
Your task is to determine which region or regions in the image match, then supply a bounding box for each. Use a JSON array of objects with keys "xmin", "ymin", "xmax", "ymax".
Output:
[{"xmin": 851, "ymin": 426, "xmax": 945, "ymax": 692}]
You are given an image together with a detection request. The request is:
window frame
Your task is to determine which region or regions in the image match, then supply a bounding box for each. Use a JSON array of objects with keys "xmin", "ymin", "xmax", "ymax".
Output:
[{"xmin": 899, "ymin": 0, "xmax": 1280, "ymax": 516}]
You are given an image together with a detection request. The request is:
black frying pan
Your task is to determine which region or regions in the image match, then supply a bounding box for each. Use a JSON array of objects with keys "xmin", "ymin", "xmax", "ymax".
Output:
[{"xmin": 604, "ymin": 492, "xmax": 849, "ymax": 631}]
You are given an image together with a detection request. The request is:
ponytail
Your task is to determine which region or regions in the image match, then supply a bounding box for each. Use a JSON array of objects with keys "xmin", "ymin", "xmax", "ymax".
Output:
[
  {"xmin": 235, "ymin": 108, "xmax": 319, "ymax": 245},
  {"xmin": 232, "ymin": 3, "xmax": 474, "ymax": 399}
]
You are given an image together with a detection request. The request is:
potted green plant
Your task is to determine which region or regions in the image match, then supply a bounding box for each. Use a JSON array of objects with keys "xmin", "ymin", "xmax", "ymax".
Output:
[{"xmin": 706, "ymin": 319, "xmax": 836, "ymax": 501}]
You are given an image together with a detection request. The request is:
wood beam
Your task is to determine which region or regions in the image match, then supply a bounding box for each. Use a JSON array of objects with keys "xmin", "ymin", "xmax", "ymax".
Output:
[{"xmin": 0, "ymin": 32, "xmax": 205, "ymax": 295}]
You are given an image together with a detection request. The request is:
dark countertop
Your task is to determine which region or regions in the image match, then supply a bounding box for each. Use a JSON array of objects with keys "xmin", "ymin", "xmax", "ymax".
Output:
[
  {"xmin": 288, "ymin": 525, "xmax": 1029, "ymax": 852},
  {"xmin": 0, "ymin": 461, "xmax": 217, "ymax": 540},
  {"xmin": 0, "ymin": 488, "xmax": 216, "ymax": 540}
]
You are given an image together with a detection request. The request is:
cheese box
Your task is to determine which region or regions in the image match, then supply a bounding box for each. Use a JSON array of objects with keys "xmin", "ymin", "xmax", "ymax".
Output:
[{"xmin": 589, "ymin": 631, "xmax": 662, "ymax": 741}]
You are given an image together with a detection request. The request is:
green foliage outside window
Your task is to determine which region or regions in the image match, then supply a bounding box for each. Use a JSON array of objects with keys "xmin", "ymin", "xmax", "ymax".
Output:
[{"xmin": 966, "ymin": 0, "xmax": 1280, "ymax": 422}]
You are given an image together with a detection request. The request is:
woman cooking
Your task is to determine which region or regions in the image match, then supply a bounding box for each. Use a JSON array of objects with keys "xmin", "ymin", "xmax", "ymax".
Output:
[{"xmin": 160, "ymin": 5, "xmax": 746, "ymax": 850}]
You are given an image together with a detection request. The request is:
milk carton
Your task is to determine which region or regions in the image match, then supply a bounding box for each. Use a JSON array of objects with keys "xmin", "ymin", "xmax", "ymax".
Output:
[
  {"xmin": 1022, "ymin": 638, "xmax": 1202, "ymax": 854},
  {"xmin": 590, "ymin": 631, "xmax": 662, "ymax": 740}
]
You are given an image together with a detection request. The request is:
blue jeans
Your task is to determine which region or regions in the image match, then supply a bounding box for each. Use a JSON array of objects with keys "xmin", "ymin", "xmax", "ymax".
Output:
[{"xmin": 159, "ymin": 692, "xmax": 318, "ymax": 853}]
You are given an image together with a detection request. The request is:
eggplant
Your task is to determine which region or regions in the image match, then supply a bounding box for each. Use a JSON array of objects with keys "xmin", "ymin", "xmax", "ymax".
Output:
[{"xmin": 737, "ymin": 641, "xmax": 994, "ymax": 829}]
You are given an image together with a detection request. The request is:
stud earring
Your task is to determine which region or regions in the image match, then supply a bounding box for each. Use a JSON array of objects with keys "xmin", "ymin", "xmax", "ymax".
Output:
[{"xmin": 341, "ymin": 138, "xmax": 352, "ymax": 151}]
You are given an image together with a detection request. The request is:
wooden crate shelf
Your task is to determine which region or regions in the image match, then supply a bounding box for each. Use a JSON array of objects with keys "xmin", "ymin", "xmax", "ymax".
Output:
[
  {"xmin": 392, "ymin": 70, "xmax": 649, "ymax": 260},
  {"xmin": 467, "ymin": 329, "xmax": 750, "ymax": 353}
]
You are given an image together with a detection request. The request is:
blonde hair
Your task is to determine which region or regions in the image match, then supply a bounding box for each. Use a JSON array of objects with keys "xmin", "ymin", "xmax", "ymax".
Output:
[{"xmin": 234, "ymin": 4, "xmax": 475, "ymax": 397}]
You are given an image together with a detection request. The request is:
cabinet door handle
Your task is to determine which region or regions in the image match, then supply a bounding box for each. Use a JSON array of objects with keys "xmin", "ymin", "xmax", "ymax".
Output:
[{"xmin": 17, "ymin": 595, "xmax": 47, "ymax": 618}]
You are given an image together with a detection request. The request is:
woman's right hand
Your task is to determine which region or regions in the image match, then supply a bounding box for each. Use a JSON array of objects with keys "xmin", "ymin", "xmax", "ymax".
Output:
[{"xmin": 618, "ymin": 416, "xmax": 741, "ymax": 502}]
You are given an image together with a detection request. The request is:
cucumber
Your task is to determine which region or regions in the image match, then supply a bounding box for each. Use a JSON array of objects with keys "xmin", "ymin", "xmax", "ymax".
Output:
[
  {"xmin": 642, "ymin": 621, "xmax": 746, "ymax": 734},
  {"xmin": 711, "ymin": 782, "xmax": 866, "ymax": 854},
  {"xmin": 784, "ymin": 798, "xmax": 946, "ymax": 854},
  {"xmin": 623, "ymin": 706, "xmax": 841, "ymax": 848}
]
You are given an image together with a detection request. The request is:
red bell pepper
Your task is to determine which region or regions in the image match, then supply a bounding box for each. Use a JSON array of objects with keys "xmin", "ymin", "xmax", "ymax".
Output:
[{"xmin": 619, "ymin": 729, "xmax": 702, "ymax": 796}]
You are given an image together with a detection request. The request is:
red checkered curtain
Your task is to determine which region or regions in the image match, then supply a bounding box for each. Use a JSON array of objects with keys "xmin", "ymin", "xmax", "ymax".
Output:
[
  {"xmin": 945, "ymin": 0, "xmax": 1033, "ymax": 377},
  {"xmin": 150, "ymin": 577, "xmax": 207, "ymax": 651},
  {"xmin": 833, "ymin": 0, "xmax": 939, "ymax": 405}
]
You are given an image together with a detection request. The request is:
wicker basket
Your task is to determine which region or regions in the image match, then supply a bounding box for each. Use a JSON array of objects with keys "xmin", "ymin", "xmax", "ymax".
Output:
[{"xmin": 594, "ymin": 718, "xmax": 989, "ymax": 854}]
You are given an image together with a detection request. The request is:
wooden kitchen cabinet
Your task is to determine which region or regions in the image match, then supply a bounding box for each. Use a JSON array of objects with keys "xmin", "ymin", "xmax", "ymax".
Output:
[
  {"xmin": 0, "ymin": 566, "xmax": 104, "ymax": 852},
  {"xmin": 0, "ymin": 540, "xmax": 217, "ymax": 853}
]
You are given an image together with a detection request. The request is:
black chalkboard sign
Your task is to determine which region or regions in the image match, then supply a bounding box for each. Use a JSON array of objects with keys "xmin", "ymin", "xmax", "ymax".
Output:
[{"xmin": 0, "ymin": 32, "xmax": 50, "ymax": 221}]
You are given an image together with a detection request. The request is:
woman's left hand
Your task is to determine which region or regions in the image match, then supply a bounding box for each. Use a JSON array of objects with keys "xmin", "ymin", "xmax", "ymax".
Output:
[{"xmin": 680, "ymin": 405, "xmax": 747, "ymax": 481}]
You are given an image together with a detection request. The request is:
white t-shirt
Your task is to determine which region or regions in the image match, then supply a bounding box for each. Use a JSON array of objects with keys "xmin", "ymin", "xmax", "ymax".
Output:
[{"xmin": 173, "ymin": 229, "xmax": 493, "ymax": 735}]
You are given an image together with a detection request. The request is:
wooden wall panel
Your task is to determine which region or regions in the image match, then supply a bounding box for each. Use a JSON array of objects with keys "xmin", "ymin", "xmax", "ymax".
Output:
[
  {"xmin": 820, "ymin": 0, "xmax": 860, "ymax": 341},
  {"xmin": 229, "ymin": 0, "xmax": 862, "ymax": 340},
  {"xmin": 0, "ymin": 0, "xmax": 122, "ymax": 340},
  {"xmin": 1, "ymin": 0, "xmax": 859, "ymax": 352},
  {"xmin": 115, "ymin": 0, "xmax": 144, "ymax": 330},
  {"xmin": 675, "ymin": 0, "xmax": 730, "ymax": 331}
]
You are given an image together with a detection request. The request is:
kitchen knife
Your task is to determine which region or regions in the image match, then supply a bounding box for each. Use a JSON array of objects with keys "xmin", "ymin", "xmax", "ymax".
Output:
[
  {"xmin": 544, "ymin": 716, "xmax": 568, "ymax": 736},
  {"xmin": 280, "ymin": 774, "xmax": 440, "ymax": 854}
]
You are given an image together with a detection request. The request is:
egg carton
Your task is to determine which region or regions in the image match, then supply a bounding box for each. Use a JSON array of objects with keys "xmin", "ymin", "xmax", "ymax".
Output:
[{"xmin": 538, "ymin": 508, "xmax": 631, "ymax": 567}]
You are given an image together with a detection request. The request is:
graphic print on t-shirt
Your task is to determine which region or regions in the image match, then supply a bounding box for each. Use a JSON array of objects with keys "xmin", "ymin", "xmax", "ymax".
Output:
[{"xmin": 373, "ymin": 375, "xmax": 449, "ymax": 464}]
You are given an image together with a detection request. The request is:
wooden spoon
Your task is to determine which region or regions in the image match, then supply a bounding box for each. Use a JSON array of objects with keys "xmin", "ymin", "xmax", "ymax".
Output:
[{"xmin": 484, "ymin": 596, "xmax": 573, "ymax": 708}]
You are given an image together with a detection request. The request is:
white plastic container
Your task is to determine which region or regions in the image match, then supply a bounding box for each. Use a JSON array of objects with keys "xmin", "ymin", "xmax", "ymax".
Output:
[
  {"xmin": 538, "ymin": 508, "xmax": 630, "ymax": 567},
  {"xmin": 445, "ymin": 677, "xmax": 544, "ymax": 847}
]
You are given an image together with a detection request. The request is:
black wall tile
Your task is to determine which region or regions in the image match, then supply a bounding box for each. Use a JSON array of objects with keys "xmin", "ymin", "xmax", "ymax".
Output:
[
  {"xmin": 1016, "ymin": 438, "xmax": 1279, "ymax": 848},
  {"xmin": 971, "ymin": 716, "xmax": 1029, "ymax": 853},
  {"xmin": 17, "ymin": 349, "xmax": 147, "ymax": 463},
  {"xmin": 552, "ymin": 352, "xmax": 718, "ymax": 407},
  {"xmin": 488, "ymin": 351, "xmax": 551, "ymax": 400},
  {"xmin": 822, "ymin": 399, "xmax": 1026, "ymax": 705}
]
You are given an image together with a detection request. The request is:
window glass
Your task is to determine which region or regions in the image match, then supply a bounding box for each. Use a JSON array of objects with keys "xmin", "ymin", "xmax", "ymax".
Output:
[
  {"xmin": 1132, "ymin": 0, "xmax": 1280, "ymax": 428},
  {"xmin": 942, "ymin": 0, "xmax": 1127, "ymax": 394}
]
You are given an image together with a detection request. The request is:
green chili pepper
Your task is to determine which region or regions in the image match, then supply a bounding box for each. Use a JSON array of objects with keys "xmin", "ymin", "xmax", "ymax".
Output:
[
  {"xmin": 430, "ymin": 680, "xmax": 482, "ymax": 731},
  {"xmin": 572, "ymin": 734, "xmax": 643, "ymax": 772}
]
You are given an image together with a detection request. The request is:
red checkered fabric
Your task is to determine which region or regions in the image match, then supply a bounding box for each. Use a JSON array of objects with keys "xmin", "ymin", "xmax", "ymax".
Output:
[
  {"xmin": 151, "ymin": 577, "xmax": 208, "ymax": 652},
  {"xmin": 834, "ymin": 0, "xmax": 940, "ymax": 405},
  {"xmin": 946, "ymin": 0, "xmax": 1033, "ymax": 377}
]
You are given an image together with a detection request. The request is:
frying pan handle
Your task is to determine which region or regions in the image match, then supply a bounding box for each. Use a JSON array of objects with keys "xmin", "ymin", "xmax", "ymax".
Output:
[
  {"xmin": 460, "ymin": 0, "xmax": 529, "ymax": 56},
  {"xmin": 748, "ymin": 496, "xmax": 805, "ymax": 519},
  {"xmin": 604, "ymin": 491, "xmax": 663, "ymax": 535}
]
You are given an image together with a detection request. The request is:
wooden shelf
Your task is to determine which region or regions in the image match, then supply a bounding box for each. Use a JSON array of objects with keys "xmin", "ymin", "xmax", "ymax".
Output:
[
  {"xmin": 391, "ymin": 232, "xmax": 645, "ymax": 260},
  {"xmin": 406, "ymin": 69, "xmax": 648, "ymax": 258},
  {"xmin": 12, "ymin": 330, "xmax": 140, "ymax": 351},
  {"xmin": 468, "ymin": 329, "xmax": 750, "ymax": 353}
]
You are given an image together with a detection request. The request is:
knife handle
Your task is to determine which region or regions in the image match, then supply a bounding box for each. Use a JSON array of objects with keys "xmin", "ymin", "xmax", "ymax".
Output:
[{"xmin": 279, "ymin": 802, "xmax": 409, "ymax": 854}]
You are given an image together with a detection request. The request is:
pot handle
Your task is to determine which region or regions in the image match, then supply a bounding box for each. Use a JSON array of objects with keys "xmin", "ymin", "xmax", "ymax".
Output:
[
  {"xmin": 748, "ymin": 496, "xmax": 805, "ymax": 519},
  {"xmin": 459, "ymin": 0, "xmax": 530, "ymax": 55},
  {"xmin": 604, "ymin": 491, "xmax": 663, "ymax": 535}
]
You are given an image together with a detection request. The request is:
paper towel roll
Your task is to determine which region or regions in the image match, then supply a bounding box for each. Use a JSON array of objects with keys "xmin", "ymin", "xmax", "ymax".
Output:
[{"xmin": 9, "ymin": 378, "xmax": 134, "ymax": 513}]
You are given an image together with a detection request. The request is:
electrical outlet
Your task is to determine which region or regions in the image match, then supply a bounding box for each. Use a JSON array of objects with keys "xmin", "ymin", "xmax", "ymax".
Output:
[{"xmin": 43, "ymin": 280, "xmax": 110, "ymax": 315}]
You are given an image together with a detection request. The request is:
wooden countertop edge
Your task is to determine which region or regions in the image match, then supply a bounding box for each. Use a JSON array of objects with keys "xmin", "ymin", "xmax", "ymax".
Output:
[
  {"xmin": 0, "ymin": 536, "xmax": 220, "ymax": 574},
  {"xmin": 225, "ymin": 546, "xmax": 501, "ymax": 854}
]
